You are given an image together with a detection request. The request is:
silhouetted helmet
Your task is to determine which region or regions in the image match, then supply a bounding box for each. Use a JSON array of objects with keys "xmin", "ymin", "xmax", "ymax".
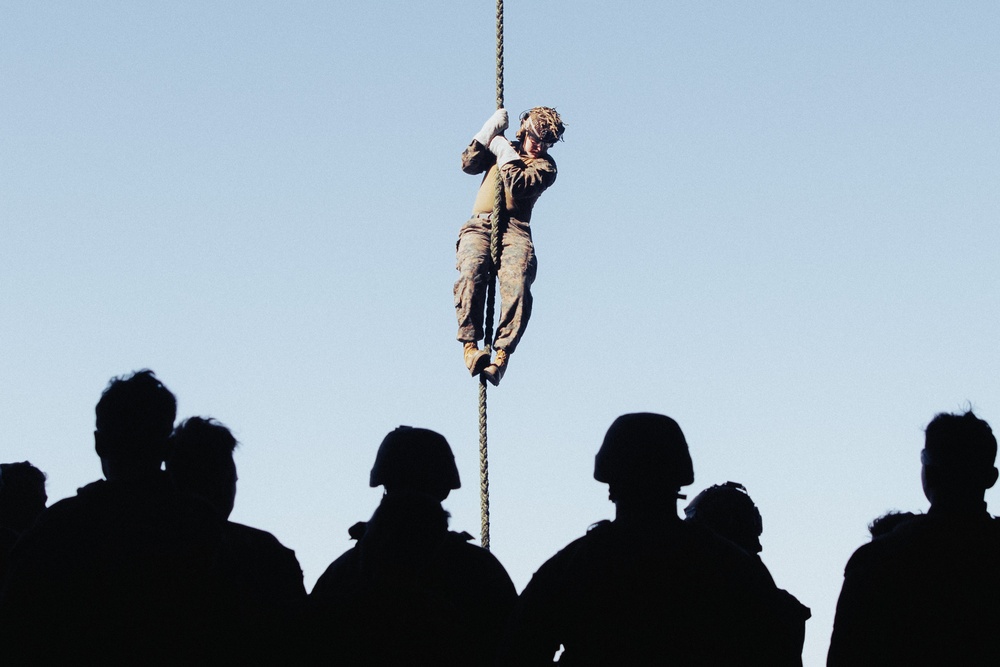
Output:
[
  {"xmin": 594, "ymin": 413, "xmax": 694, "ymax": 494},
  {"xmin": 684, "ymin": 482, "xmax": 763, "ymax": 554},
  {"xmin": 369, "ymin": 426, "xmax": 461, "ymax": 498}
]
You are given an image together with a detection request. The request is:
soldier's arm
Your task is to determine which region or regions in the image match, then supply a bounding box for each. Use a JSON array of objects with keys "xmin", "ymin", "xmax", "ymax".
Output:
[
  {"xmin": 498, "ymin": 155, "xmax": 557, "ymax": 201},
  {"xmin": 827, "ymin": 552, "xmax": 882, "ymax": 666},
  {"xmin": 486, "ymin": 135, "xmax": 558, "ymax": 201},
  {"xmin": 461, "ymin": 141, "xmax": 495, "ymax": 175},
  {"xmin": 463, "ymin": 110, "xmax": 509, "ymax": 175}
]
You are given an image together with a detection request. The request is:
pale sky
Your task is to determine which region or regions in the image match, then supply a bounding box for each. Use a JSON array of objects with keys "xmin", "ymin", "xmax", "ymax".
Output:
[{"xmin": 3, "ymin": 3, "xmax": 998, "ymax": 664}]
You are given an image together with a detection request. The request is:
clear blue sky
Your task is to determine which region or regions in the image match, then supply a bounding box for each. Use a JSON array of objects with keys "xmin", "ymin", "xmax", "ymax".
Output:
[{"xmin": 2, "ymin": 2, "xmax": 998, "ymax": 664}]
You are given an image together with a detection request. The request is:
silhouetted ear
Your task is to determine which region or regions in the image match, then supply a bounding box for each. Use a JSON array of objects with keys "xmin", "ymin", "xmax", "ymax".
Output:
[{"xmin": 985, "ymin": 466, "xmax": 999, "ymax": 490}]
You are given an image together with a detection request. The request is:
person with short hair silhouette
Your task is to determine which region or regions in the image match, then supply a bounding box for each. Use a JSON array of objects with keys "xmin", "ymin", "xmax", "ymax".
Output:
[
  {"xmin": 828, "ymin": 411, "xmax": 1000, "ymax": 665},
  {"xmin": 501, "ymin": 413, "xmax": 799, "ymax": 665},
  {"xmin": 0, "ymin": 370, "xmax": 227, "ymax": 664},
  {"xmin": 685, "ymin": 481, "xmax": 811, "ymax": 664},
  {"xmin": 167, "ymin": 416, "xmax": 306, "ymax": 662},
  {"xmin": 0, "ymin": 461, "xmax": 47, "ymax": 581},
  {"xmin": 309, "ymin": 426, "xmax": 517, "ymax": 666}
]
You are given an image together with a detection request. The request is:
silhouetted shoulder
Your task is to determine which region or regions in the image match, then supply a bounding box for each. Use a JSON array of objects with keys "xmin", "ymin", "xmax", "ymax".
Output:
[
  {"xmin": 226, "ymin": 521, "xmax": 302, "ymax": 571},
  {"xmin": 831, "ymin": 513, "xmax": 1000, "ymax": 666},
  {"xmin": 310, "ymin": 542, "xmax": 362, "ymax": 603},
  {"xmin": 212, "ymin": 521, "xmax": 307, "ymax": 663},
  {"xmin": 223, "ymin": 521, "xmax": 305, "ymax": 597},
  {"xmin": 845, "ymin": 512, "xmax": 1000, "ymax": 574},
  {"xmin": 308, "ymin": 499, "xmax": 516, "ymax": 666},
  {"xmin": 504, "ymin": 519, "xmax": 791, "ymax": 665},
  {"xmin": 0, "ymin": 475, "xmax": 227, "ymax": 663},
  {"xmin": 442, "ymin": 529, "xmax": 518, "ymax": 604}
]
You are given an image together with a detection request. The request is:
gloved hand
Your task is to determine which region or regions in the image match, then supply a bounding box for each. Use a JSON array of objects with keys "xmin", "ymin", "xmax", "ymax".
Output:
[
  {"xmin": 489, "ymin": 135, "xmax": 520, "ymax": 166},
  {"xmin": 473, "ymin": 108, "xmax": 509, "ymax": 146}
]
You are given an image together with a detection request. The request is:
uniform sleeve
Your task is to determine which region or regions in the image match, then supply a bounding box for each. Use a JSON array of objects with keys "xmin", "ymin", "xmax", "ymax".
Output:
[
  {"xmin": 498, "ymin": 154, "xmax": 557, "ymax": 201},
  {"xmin": 461, "ymin": 140, "xmax": 495, "ymax": 175}
]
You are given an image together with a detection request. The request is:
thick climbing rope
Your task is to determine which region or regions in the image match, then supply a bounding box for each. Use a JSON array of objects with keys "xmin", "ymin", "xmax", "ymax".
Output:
[{"xmin": 478, "ymin": 0, "xmax": 504, "ymax": 551}]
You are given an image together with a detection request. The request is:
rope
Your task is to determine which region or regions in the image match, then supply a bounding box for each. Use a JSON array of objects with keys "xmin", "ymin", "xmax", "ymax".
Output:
[
  {"xmin": 478, "ymin": 379, "xmax": 490, "ymax": 550},
  {"xmin": 478, "ymin": 0, "xmax": 504, "ymax": 551}
]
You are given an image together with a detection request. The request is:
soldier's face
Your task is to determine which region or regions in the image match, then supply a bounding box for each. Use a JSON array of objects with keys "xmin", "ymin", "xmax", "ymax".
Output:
[{"xmin": 522, "ymin": 132, "xmax": 548, "ymax": 158}]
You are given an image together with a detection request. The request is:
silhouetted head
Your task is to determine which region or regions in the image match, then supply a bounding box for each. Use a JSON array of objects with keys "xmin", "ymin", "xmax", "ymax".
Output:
[
  {"xmin": 369, "ymin": 426, "xmax": 460, "ymax": 502},
  {"xmin": 921, "ymin": 411, "xmax": 998, "ymax": 510},
  {"xmin": 94, "ymin": 370, "xmax": 176, "ymax": 480},
  {"xmin": 167, "ymin": 417, "xmax": 239, "ymax": 519},
  {"xmin": 868, "ymin": 510, "xmax": 919, "ymax": 540},
  {"xmin": 684, "ymin": 481, "xmax": 763, "ymax": 554},
  {"xmin": 0, "ymin": 461, "xmax": 48, "ymax": 533},
  {"xmin": 595, "ymin": 413, "xmax": 694, "ymax": 504}
]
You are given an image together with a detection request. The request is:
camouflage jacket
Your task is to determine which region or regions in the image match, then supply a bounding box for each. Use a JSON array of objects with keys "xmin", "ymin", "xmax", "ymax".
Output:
[{"xmin": 463, "ymin": 139, "xmax": 557, "ymax": 223}]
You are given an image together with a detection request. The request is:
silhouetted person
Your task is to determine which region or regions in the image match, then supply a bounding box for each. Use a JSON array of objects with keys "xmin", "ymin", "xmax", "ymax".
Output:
[
  {"xmin": 685, "ymin": 481, "xmax": 811, "ymax": 664},
  {"xmin": 309, "ymin": 426, "xmax": 517, "ymax": 666},
  {"xmin": 828, "ymin": 411, "xmax": 1000, "ymax": 666},
  {"xmin": 0, "ymin": 461, "xmax": 47, "ymax": 582},
  {"xmin": 0, "ymin": 370, "xmax": 227, "ymax": 665},
  {"xmin": 168, "ymin": 416, "xmax": 307, "ymax": 662},
  {"xmin": 500, "ymin": 413, "xmax": 800, "ymax": 665}
]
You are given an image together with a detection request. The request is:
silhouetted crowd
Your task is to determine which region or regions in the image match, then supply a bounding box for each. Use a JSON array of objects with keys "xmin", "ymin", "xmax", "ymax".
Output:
[{"xmin": 1, "ymin": 370, "xmax": 998, "ymax": 665}]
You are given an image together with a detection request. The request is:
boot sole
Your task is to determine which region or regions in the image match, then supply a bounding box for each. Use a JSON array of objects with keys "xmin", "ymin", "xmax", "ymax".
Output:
[
  {"xmin": 483, "ymin": 365, "xmax": 504, "ymax": 386},
  {"xmin": 466, "ymin": 350, "xmax": 491, "ymax": 376}
]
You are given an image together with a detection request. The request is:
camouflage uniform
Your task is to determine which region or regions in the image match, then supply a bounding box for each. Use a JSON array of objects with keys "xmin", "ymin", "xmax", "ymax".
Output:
[{"xmin": 453, "ymin": 139, "xmax": 556, "ymax": 353}]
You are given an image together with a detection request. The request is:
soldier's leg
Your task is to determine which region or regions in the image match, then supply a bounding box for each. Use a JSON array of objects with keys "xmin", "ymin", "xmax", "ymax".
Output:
[
  {"xmin": 454, "ymin": 216, "xmax": 492, "ymax": 354},
  {"xmin": 493, "ymin": 221, "xmax": 537, "ymax": 354}
]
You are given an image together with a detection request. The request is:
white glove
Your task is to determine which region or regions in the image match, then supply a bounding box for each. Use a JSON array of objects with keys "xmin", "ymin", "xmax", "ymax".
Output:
[
  {"xmin": 488, "ymin": 135, "xmax": 520, "ymax": 166},
  {"xmin": 473, "ymin": 109, "xmax": 509, "ymax": 146}
]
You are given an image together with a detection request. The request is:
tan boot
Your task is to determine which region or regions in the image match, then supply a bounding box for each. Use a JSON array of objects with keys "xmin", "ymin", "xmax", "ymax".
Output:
[
  {"xmin": 482, "ymin": 349, "xmax": 508, "ymax": 386},
  {"xmin": 463, "ymin": 342, "xmax": 491, "ymax": 376}
]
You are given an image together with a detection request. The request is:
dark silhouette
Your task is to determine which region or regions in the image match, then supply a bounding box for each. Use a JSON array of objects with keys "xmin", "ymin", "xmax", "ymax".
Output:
[
  {"xmin": 500, "ymin": 413, "xmax": 801, "ymax": 665},
  {"xmin": 0, "ymin": 370, "xmax": 227, "ymax": 665},
  {"xmin": 309, "ymin": 426, "xmax": 517, "ymax": 666},
  {"xmin": 685, "ymin": 481, "xmax": 811, "ymax": 663},
  {"xmin": 0, "ymin": 461, "xmax": 47, "ymax": 581},
  {"xmin": 828, "ymin": 411, "xmax": 1000, "ymax": 665},
  {"xmin": 167, "ymin": 416, "xmax": 307, "ymax": 662},
  {"xmin": 684, "ymin": 481, "xmax": 763, "ymax": 553},
  {"xmin": 867, "ymin": 510, "xmax": 920, "ymax": 539}
]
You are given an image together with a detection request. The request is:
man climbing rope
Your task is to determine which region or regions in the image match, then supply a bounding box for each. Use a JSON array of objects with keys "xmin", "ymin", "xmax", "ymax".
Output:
[{"xmin": 454, "ymin": 106, "xmax": 565, "ymax": 385}]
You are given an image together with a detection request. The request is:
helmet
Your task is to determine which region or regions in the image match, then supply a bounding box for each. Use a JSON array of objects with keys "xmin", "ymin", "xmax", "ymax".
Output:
[
  {"xmin": 594, "ymin": 413, "xmax": 694, "ymax": 493},
  {"xmin": 369, "ymin": 426, "xmax": 461, "ymax": 497},
  {"xmin": 518, "ymin": 107, "xmax": 565, "ymax": 145},
  {"xmin": 684, "ymin": 482, "xmax": 763, "ymax": 554}
]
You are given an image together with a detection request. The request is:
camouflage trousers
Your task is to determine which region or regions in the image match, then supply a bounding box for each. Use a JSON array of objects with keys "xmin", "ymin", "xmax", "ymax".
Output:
[{"xmin": 454, "ymin": 214, "xmax": 537, "ymax": 354}]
